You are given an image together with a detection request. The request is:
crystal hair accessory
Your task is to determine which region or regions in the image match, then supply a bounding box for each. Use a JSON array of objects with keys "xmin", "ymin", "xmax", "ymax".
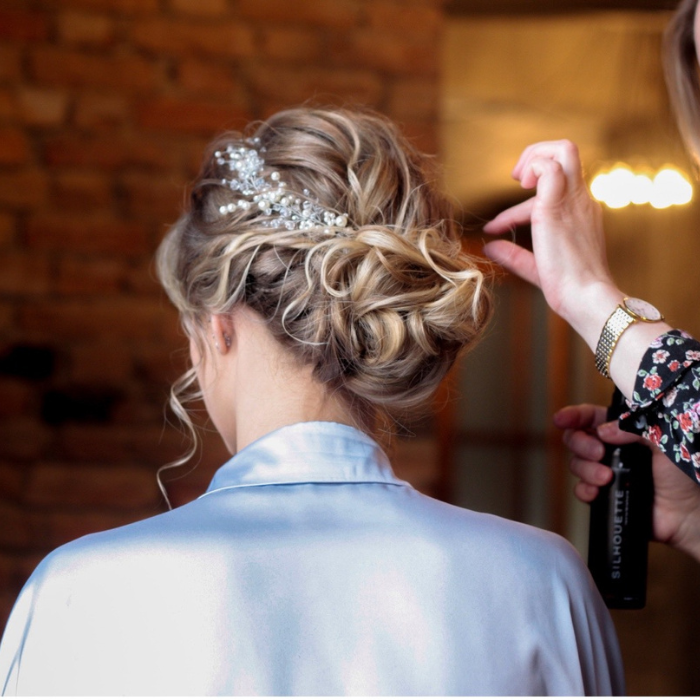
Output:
[{"xmin": 215, "ymin": 138, "xmax": 349, "ymax": 232}]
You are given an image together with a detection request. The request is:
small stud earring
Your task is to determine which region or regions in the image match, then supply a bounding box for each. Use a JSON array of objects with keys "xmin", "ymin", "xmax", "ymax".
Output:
[{"xmin": 224, "ymin": 334, "xmax": 232, "ymax": 348}]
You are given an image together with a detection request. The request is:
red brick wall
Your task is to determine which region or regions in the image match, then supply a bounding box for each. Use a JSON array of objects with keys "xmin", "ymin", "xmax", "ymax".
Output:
[{"xmin": 0, "ymin": 0, "xmax": 444, "ymax": 629}]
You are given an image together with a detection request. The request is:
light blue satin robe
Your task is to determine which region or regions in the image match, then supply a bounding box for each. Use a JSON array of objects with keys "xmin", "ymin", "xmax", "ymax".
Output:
[{"xmin": 0, "ymin": 422, "xmax": 624, "ymax": 695}]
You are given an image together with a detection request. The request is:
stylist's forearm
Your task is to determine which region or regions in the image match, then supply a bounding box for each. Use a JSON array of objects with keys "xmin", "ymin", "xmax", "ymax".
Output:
[{"xmin": 563, "ymin": 282, "xmax": 671, "ymax": 401}]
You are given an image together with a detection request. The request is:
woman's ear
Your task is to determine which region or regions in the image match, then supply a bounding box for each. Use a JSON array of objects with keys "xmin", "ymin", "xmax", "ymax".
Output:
[{"xmin": 210, "ymin": 314, "xmax": 234, "ymax": 354}]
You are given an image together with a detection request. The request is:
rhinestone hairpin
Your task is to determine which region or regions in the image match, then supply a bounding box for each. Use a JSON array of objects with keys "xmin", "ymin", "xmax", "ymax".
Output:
[{"xmin": 215, "ymin": 138, "xmax": 349, "ymax": 232}]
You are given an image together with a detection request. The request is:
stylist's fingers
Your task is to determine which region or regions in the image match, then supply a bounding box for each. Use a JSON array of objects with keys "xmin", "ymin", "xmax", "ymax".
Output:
[
  {"xmin": 482, "ymin": 240, "xmax": 540, "ymax": 288},
  {"xmin": 570, "ymin": 456, "xmax": 613, "ymax": 504},
  {"xmin": 574, "ymin": 479, "xmax": 604, "ymax": 504},
  {"xmin": 483, "ymin": 197, "xmax": 534, "ymax": 234},
  {"xmin": 556, "ymin": 403, "xmax": 613, "ymax": 504},
  {"xmin": 512, "ymin": 140, "xmax": 585, "ymax": 183},
  {"xmin": 519, "ymin": 157, "xmax": 569, "ymax": 202},
  {"xmin": 553, "ymin": 404, "xmax": 607, "ymax": 431},
  {"xmin": 596, "ymin": 419, "xmax": 644, "ymax": 446},
  {"xmin": 570, "ymin": 455, "xmax": 613, "ymax": 490},
  {"xmin": 562, "ymin": 428, "xmax": 605, "ymax": 462},
  {"xmin": 570, "ymin": 456, "xmax": 614, "ymax": 486}
]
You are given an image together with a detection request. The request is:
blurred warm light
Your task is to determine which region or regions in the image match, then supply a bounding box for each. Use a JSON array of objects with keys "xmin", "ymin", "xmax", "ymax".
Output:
[
  {"xmin": 630, "ymin": 174, "xmax": 653, "ymax": 205},
  {"xmin": 590, "ymin": 164, "xmax": 693, "ymax": 209}
]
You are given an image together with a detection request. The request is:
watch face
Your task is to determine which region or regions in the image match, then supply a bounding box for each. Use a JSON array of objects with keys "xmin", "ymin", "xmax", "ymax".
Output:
[{"xmin": 624, "ymin": 297, "xmax": 663, "ymax": 322}]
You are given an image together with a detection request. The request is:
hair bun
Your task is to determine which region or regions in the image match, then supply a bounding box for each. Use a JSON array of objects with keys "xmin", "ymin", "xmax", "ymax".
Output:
[{"xmin": 303, "ymin": 226, "xmax": 490, "ymax": 414}]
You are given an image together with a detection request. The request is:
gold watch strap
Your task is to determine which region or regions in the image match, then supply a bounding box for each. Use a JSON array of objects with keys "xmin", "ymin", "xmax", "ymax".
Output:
[{"xmin": 594, "ymin": 306, "xmax": 636, "ymax": 378}]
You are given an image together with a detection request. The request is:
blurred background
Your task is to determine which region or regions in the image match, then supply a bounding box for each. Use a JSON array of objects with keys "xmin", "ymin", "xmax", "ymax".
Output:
[{"xmin": 1, "ymin": 0, "xmax": 700, "ymax": 693}]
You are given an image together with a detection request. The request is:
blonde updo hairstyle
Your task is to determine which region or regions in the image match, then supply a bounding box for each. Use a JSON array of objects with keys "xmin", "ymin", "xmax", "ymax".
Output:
[
  {"xmin": 664, "ymin": 0, "xmax": 700, "ymax": 165},
  {"xmin": 157, "ymin": 107, "xmax": 491, "ymax": 442}
]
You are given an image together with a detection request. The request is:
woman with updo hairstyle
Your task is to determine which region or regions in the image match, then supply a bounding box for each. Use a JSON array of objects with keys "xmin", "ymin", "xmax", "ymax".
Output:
[
  {"xmin": 158, "ymin": 107, "xmax": 491, "ymax": 446},
  {"xmin": 0, "ymin": 107, "xmax": 623, "ymax": 695}
]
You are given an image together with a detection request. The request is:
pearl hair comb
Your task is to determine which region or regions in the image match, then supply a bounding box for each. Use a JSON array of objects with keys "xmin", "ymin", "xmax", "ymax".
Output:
[{"xmin": 215, "ymin": 138, "xmax": 349, "ymax": 232}]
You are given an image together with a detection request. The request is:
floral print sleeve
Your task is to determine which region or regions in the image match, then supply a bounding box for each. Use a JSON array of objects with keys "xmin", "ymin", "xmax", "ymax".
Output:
[{"xmin": 619, "ymin": 329, "xmax": 700, "ymax": 483}]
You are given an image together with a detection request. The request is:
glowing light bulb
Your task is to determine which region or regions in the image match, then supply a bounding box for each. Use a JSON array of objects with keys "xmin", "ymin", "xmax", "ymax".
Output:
[
  {"xmin": 630, "ymin": 174, "xmax": 653, "ymax": 205},
  {"xmin": 652, "ymin": 169, "xmax": 682, "ymax": 208},
  {"xmin": 590, "ymin": 164, "xmax": 693, "ymax": 209},
  {"xmin": 650, "ymin": 172, "xmax": 673, "ymax": 209},
  {"xmin": 590, "ymin": 173, "xmax": 608, "ymax": 202},
  {"xmin": 603, "ymin": 166, "xmax": 635, "ymax": 209},
  {"xmin": 651, "ymin": 168, "xmax": 693, "ymax": 208}
]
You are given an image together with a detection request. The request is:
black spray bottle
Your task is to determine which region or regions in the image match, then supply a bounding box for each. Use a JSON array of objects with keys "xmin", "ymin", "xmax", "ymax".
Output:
[{"xmin": 587, "ymin": 388, "xmax": 654, "ymax": 609}]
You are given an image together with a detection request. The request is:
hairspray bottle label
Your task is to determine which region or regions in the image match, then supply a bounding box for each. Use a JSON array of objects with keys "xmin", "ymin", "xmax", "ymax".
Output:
[{"xmin": 587, "ymin": 391, "xmax": 653, "ymax": 609}]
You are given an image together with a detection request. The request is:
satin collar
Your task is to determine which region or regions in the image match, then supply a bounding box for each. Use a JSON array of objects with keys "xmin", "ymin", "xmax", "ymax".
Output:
[{"xmin": 202, "ymin": 422, "xmax": 407, "ymax": 497}]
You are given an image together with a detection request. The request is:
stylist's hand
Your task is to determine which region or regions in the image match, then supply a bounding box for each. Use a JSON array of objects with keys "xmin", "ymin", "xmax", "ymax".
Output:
[
  {"xmin": 556, "ymin": 403, "xmax": 700, "ymax": 563},
  {"xmin": 483, "ymin": 141, "xmax": 620, "ymax": 338}
]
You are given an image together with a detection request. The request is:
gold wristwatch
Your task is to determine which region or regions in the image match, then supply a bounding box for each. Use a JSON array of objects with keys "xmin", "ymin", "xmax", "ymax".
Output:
[{"xmin": 594, "ymin": 297, "xmax": 664, "ymax": 378}]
